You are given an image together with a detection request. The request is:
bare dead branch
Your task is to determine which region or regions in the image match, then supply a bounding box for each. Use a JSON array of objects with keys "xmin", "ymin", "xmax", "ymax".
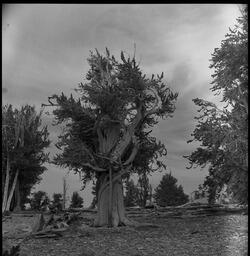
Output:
[{"xmin": 41, "ymin": 97, "xmax": 59, "ymax": 107}]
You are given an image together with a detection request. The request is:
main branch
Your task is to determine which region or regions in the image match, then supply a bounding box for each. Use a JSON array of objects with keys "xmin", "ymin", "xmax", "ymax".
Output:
[{"xmin": 82, "ymin": 163, "xmax": 106, "ymax": 172}]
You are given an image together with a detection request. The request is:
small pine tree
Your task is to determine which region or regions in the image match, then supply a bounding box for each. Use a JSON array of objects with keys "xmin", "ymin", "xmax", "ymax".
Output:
[
  {"xmin": 70, "ymin": 192, "xmax": 84, "ymax": 208},
  {"xmin": 51, "ymin": 193, "xmax": 63, "ymax": 212},
  {"xmin": 124, "ymin": 179, "xmax": 139, "ymax": 207},
  {"xmin": 30, "ymin": 191, "xmax": 50, "ymax": 211},
  {"xmin": 154, "ymin": 173, "xmax": 189, "ymax": 207}
]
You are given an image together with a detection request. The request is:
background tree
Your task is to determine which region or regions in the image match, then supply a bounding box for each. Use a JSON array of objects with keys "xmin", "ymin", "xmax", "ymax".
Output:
[
  {"xmin": 30, "ymin": 191, "xmax": 50, "ymax": 211},
  {"xmin": 44, "ymin": 48, "xmax": 178, "ymax": 227},
  {"xmin": 51, "ymin": 193, "xmax": 63, "ymax": 212},
  {"xmin": 70, "ymin": 191, "xmax": 84, "ymax": 208},
  {"xmin": 2, "ymin": 105, "xmax": 50, "ymax": 213},
  {"xmin": 90, "ymin": 181, "xmax": 98, "ymax": 209},
  {"xmin": 124, "ymin": 179, "xmax": 139, "ymax": 207},
  {"xmin": 137, "ymin": 172, "xmax": 152, "ymax": 207},
  {"xmin": 154, "ymin": 173, "xmax": 189, "ymax": 207},
  {"xmin": 184, "ymin": 7, "xmax": 248, "ymax": 204},
  {"xmin": 12, "ymin": 165, "xmax": 47, "ymax": 211}
]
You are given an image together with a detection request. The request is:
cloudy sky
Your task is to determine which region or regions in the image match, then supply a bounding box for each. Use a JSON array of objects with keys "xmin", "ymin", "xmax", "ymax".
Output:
[{"xmin": 2, "ymin": 4, "xmax": 241, "ymax": 206}]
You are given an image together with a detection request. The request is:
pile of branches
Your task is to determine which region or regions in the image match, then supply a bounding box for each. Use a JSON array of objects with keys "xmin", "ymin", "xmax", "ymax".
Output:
[{"xmin": 32, "ymin": 211, "xmax": 82, "ymax": 238}]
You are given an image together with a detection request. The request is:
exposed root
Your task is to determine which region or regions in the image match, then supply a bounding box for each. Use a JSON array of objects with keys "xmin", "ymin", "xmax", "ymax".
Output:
[
  {"xmin": 119, "ymin": 217, "xmax": 138, "ymax": 227},
  {"xmin": 93, "ymin": 216, "xmax": 138, "ymax": 228}
]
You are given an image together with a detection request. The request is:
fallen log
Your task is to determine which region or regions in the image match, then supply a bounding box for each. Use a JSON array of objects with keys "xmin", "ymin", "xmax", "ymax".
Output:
[
  {"xmin": 126, "ymin": 204, "xmax": 248, "ymax": 219},
  {"xmin": 32, "ymin": 228, "xmax": 66, "ymax": 236},
  {"xmin": 33, "ymin": 233, "xmax": 59, "ymax": 239},
  {"xmin": 10, "ymin": 213, "xmax": 34, "ymax": 217}
]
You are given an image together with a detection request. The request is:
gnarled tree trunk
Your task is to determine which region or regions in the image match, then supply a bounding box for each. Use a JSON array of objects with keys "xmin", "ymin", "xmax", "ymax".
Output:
[
  {"xmin": 93, "ymin": 109, "xmax": 142, "ymax": 227},
  {"xmin": 2, "ymin": 155, "xmax": 10, "ymax": 214},
  {"xmin": 94, "ymin": 174, "xmax": 133, "ymax": 227},
  {"xmin": 13, "ymin": 178, "xmax": 21, "ymax": 212},
  {"xmin": 5, "ymin": 169, "xmax": 19, "ymax": 212}
]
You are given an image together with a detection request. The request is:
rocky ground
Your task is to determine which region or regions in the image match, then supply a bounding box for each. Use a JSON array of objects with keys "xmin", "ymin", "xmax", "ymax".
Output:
[{"xmin": 3, "ymin": 208, "xmax": 248, "ymax": 256}]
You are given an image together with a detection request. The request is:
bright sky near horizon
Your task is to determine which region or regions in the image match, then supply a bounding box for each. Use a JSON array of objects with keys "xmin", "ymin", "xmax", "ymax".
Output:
[{"xmin": 2, "ymin": 4, "xmax": 242, "ymax": 207}]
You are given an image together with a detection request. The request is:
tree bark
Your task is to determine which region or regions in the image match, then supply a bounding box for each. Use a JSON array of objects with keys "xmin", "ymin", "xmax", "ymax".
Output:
[
  {"xmin": 13, "ymin": 178, "xmax": 21, "ymax": 212},
  {"xmin": 94, "ymin": 174, "xmax": 134, "ymax": 227},
  {"xmin": 2, "ymin": 156, "xmax": 10, "ymax": 213},
  {"xmin": 5, "ymin": 169, "xmax": 19, "ymax": 212},
  {"xmin": 93, "ymin": 112, "xmax": 142, "ymax": 227},
  {"xmin": 108, "ymin": 166, "xmax": 113, "ymax": 227}
]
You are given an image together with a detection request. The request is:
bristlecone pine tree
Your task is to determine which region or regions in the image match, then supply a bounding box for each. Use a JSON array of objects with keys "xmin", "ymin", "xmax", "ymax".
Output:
[
  {"xmin": 2, "ymin": 105, "xmax": 50, "ymax": 214},
  {"xmin": 184, "ymin": 6, "xmax": 248, "ymax": 204},
  {"xmin": 45, "ymin": 48, "xmax": 178, "ymax": 227}
]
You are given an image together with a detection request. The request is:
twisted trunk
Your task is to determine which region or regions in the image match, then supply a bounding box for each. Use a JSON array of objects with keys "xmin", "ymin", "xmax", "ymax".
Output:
[
  {"xmin": 93, "ymin": 174, "xmax": 133, "ymax": 227},
  {"xmin": 93, "ymin": 108, "xmax": 143, "ymax": 227}
]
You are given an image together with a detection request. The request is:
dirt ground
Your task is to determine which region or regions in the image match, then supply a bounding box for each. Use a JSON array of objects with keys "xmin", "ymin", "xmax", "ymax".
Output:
[{"xmin": 3, "ymin": 211, "xmax": 248, "ymax": 256}]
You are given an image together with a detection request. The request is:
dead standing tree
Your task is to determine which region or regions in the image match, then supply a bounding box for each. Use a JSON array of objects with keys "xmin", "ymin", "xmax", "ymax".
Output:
[{"xmin": 44, "ymin": 48, "xmax": 178, "ymax": 227}]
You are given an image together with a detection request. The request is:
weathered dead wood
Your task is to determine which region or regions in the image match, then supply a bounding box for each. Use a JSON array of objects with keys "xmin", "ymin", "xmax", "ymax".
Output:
[
  {"xmin": 10, "ymin": 213, "xmax": 34, "ymax": 217},
  {"xmin": 126, "ymin": 204, "xmax": 248, "ymax": 219},
  {"xmin": 2, "ymin": 216, "xmax": 12, "ymax": 222},
  {"xmin": 32, "ymin": 228, "xmax": 66, "ymax": 235},
  {"xmin": 33, "ymin": 234, "xmax": 57, "ymax": 239},
  {"xmin": 30, "ymin": 211, "xmax": 83, "ymax": 239},
  {"xmin": 44, "ymin": 213, "xmax": 54, "ymax": 227},
  {"xmin": 32, "ymin": 213, "xmax": 46, "ymax": 233}
]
